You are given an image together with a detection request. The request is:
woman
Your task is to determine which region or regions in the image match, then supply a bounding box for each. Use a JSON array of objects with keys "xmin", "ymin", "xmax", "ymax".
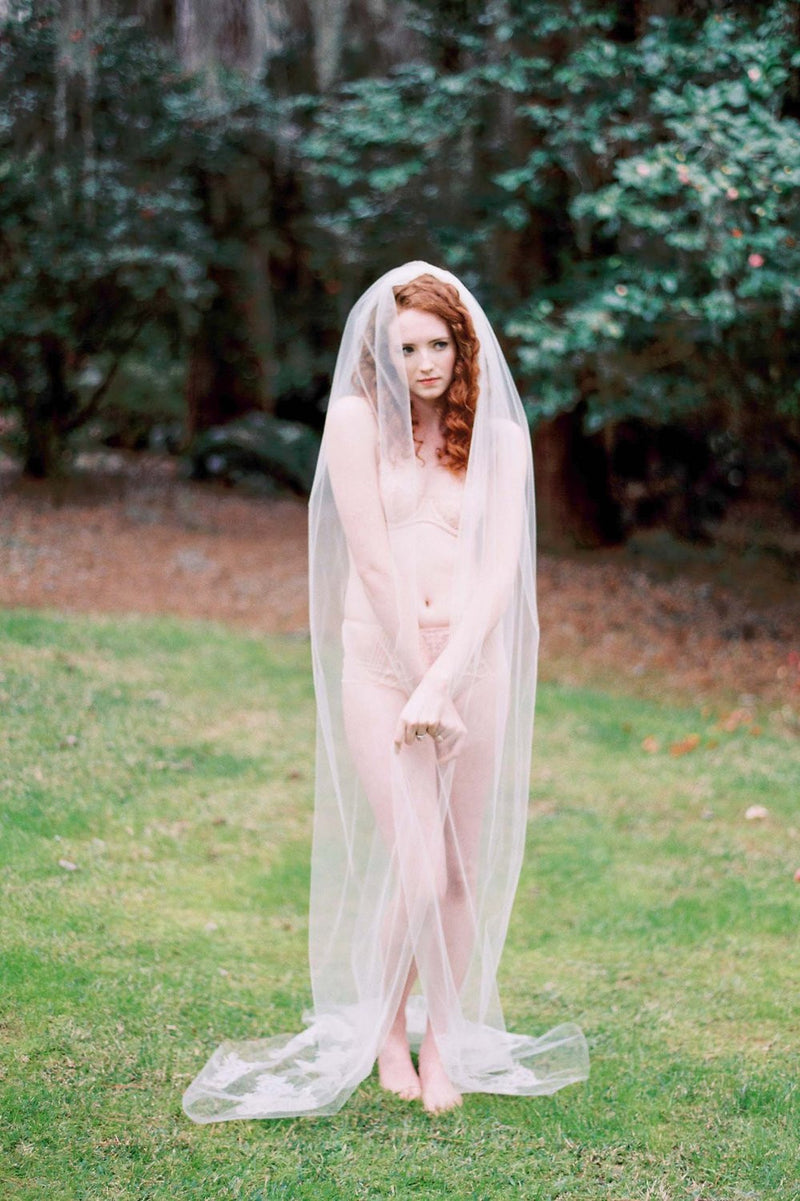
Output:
[{"xmin": 183, "ymin": 263, "xmax": 588, "ymax": 1122}]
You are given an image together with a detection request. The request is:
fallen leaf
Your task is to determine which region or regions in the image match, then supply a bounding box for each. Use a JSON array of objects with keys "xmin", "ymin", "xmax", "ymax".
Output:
[
  {"xmin": 670, "ymin": 734, "xmax": 700, "ymax": 756},
  {"xmin": 719, "ymin": 708, "xmax": 754, "ymax": 732},
  {"xmin": 641, "ymin": 736, "xmax": 660, "ymax": 754},
  {"xmin": 58, "ymin": 858, "xmax": 78, "ymax": 871}
]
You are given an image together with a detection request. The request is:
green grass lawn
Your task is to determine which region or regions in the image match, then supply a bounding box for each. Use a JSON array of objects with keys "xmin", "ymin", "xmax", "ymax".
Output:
[{"xmin": 1, "ymin": 609, "xmax": 798, "ymax": 1200}]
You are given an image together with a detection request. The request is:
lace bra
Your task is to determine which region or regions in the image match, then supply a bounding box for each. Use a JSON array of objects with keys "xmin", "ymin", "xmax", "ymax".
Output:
[
  {"xmin": 378, "ymin": 459, "xmax": 463, "ymax": 537},
  {"xmin": 387, "ymin": 492, "xmax": 460, "ymax": 537}
]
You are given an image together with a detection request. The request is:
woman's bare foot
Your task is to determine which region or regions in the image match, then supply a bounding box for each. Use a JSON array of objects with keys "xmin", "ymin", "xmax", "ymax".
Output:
[
  {"xmin": 418, "ymin": 1030, "xmax": 462, "ymax": 1114},
  {"xmin": 378, "ymin": 1031, "xmax": 422, "ymax": 1100}
]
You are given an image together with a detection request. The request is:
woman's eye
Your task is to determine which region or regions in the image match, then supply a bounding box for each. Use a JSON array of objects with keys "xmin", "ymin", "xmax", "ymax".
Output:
[
  {"xmin": 433, "ymin": 341, "xmax": 449, "ymax": 350},
  {"xmin": 402, "ymin": 345, "xmax": 414, "ymax": 356}
]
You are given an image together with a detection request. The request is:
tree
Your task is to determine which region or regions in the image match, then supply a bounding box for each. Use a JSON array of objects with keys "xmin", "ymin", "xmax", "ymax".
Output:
[
  {"xmin": 4, "ymin": 0, "xmax": 798, "ymax": 535},
  {"xmin": 0, "ymin": 7, "xmax": 213, "ymax": 474},
  {"xmin": 501, "ymin": 3, "xmax": 800, "ymax": 431},
  {"xmin": 294, "ymin": 0, "xmax": 800, "ymax": 539}
]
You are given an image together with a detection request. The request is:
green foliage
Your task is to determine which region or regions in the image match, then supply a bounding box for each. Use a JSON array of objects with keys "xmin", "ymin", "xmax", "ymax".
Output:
[
  {"xmin": 296, "ymin": 62, "xmax": 479, "ymax": 280},
  {"xmin": 506, "ymin": 4, "xmax": 800, "ymax": 429},
  {"xmin": 0, "ymin": 8, "xmax": 215, "ymax": 473},
  {"xmin": 297, "ymin": 1, "xmax": 800, "ymax": 432},
  {"xmin": 1, "ymin": 609, "xmax": 799, "ymax": 1198},
  {"xmin": 86, "ymin": 332, "xmax": 187, "ymax": 450},
  {"xmin": 187, "ymin": 411, "xmax": 321, "ymax": 493},
  {"xmin": 3, "ymin": 0, "xmax": 799, "ymax": 485}
]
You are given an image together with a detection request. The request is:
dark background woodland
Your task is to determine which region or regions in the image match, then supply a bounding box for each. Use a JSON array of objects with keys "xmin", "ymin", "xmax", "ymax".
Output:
[{"xmin": 1, "ymin": 0, "xmax": 799, "ymax": 547}]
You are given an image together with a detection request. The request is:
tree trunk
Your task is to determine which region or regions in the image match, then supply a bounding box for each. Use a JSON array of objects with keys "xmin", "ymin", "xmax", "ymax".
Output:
[
  {"xmin": 308, "ymin": 0, "xmax": 348, "ymax": 89},
  {"xmin": 175, "ymin": 0, "xmax": 273, "ymax": 76},
  {"xmin": 533, "ymin": 405, "xmax": 623, "ymax": 548},
  {"xmin": 185, "ymin": 261, "xmax": 273, "ymax": 437},
  {"xmin": 171, "ymin": 0, "xmax": 288, "ymax": 436},
  {"xmin": 22, "ymin": 404, "xmax": 62, "ymax": 478},
  {"xmin": 22, "ymin": 337, "xmax": 68, "ymax": 477}
]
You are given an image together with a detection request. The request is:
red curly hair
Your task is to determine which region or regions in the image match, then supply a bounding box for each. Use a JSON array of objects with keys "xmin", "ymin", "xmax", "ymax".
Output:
[{"xmin": 393, "ymin": 274, "xmax": 480, "ymax": 475}]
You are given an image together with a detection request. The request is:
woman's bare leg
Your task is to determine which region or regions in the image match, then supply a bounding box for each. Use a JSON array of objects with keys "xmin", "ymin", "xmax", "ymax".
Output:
[
  {"xmin": 343, "ymin": 677, "xmax": 444, "ymax": 1100},
  {"xmin": 376, "ymin": 959, "xmax": 419, "ymax": 1098},
  {"xmin": 418, "ymin": 671, "xmax": 498, "ymax": 1113},
  {"xmin": 342, "ymin": 651, "xmax": 497, "ymax": 1111}
]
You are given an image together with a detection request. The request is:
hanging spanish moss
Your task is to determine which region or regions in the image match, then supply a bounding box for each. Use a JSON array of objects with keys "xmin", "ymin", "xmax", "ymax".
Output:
[{"xmin": 175, "ymin": 0, "xmax": 276, "ymax": 79}]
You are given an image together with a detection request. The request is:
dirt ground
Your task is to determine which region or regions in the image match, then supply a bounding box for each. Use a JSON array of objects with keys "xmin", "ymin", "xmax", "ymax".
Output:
[{"xmin": 2, "ymin": 450, "xmax": 798, "ymax": 721}]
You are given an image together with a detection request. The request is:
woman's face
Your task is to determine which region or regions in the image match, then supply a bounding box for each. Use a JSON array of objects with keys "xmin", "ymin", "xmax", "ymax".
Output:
[{"xmin": 395, "ymin": 308, "xmax": 456, "ymax": 408}]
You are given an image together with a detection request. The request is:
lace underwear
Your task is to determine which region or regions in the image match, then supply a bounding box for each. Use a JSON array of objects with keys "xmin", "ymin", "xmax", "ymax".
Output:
[
  {"xmin": 341, "ymin": 621, "xmax": 497, "ymax": 690},
  {"xmin": 342, "ymin": 620, "xmax": 450, "ymax": 688}
]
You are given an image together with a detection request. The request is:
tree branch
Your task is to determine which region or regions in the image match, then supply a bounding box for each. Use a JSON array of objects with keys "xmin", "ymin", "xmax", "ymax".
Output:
[{"xmin": 60, "ymin": 314, "xmax": 150, "ymax": 436}]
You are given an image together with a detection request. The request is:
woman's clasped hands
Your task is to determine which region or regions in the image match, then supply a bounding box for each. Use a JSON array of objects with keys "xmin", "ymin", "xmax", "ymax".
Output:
[{"xmin": 393, "ymin": 675, "xmax": 466, "ymax": 763}]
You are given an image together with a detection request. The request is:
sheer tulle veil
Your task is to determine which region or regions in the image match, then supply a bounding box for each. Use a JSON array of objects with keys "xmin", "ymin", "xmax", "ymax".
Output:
[{"xmin": 182, "ymin": 262, "xmax": 589, "ymax": 1122}]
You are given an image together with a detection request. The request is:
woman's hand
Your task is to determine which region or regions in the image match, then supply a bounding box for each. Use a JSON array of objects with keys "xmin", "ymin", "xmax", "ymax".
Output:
[{"xmin": 393, "ymin": 678, "xmax": 467, "ymax": 763}]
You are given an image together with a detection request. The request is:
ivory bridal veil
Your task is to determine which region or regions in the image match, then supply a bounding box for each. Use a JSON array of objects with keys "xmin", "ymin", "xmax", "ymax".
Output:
[{"xmin": 182, "ymin": 262, "xmax": 589, "ymax": 1121}]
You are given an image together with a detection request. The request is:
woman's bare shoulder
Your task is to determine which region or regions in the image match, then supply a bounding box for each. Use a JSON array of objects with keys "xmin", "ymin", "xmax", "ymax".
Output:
[
  {"xmin": 490, "ymin": 414, "xmax": 525, "ymax": 435},
  {"xmin": 326, "ymin": 393, "xmax": 376, "ymax": 432},
  {"xmin": 491, "ymin": 416, "xmax": 529, "ymax": 455},
  {"xmin": 324, "ymin": 395, "xmax": 378, "ymax": 465}
]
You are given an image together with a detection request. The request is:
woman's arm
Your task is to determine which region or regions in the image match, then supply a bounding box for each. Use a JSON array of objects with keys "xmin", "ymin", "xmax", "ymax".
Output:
[
  {"xmin": 393, "ymin": 421, "xmax": 530, "ymax": 759},
  {"xmin": 425, "ymin": 420, "xmax": 530, "ymax": 692},
  {"xmin": 325, "ymin": 394, "xmax": 425, "ymax": 689}
]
